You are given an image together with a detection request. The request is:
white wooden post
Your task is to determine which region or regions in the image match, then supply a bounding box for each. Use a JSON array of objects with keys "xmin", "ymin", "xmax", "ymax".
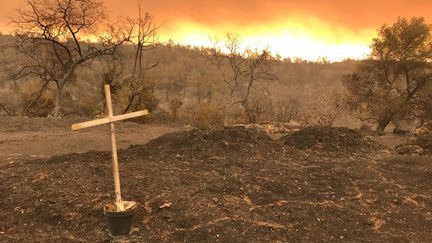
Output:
[{"xmin": 71, "ymin": 83, "xmax": 149, "ymax": 211}]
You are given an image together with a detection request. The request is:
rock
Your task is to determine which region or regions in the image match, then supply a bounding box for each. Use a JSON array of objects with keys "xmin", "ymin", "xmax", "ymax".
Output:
[{"xmin": 234, "ymin": 122, "xmax": 304, "ymax": 134}]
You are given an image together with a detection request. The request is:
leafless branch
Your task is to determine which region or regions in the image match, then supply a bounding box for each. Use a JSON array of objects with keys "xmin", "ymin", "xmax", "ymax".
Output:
[{"xmin": 11, "ymin": 0, "xmax": 129, "ymax": 117}]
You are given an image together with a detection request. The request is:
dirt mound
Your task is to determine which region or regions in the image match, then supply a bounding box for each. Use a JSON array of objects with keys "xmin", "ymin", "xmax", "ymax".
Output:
[
  {"xmin": 415, "ymin": 135, "xmax": 432, "ymax": 153},
  {"xmin": 396, "ymin": 135, "xmax": 432, "ymax": 155},
  {"xmin": 131, "ymin": 127, "xmax": 279, "ymax": 156},
  {"xmin": 395, "ymin": 144, "xmax": 424, "ymax": 155},
  {"xmin": 280, "ymin": 127, "xmax": 381, "ymax": 154}
]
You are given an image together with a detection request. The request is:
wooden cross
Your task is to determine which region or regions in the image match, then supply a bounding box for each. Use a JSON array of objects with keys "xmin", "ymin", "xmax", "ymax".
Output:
[{"xmin": 71, "ymin": 83, "xmax": 149, "ymax": 211}]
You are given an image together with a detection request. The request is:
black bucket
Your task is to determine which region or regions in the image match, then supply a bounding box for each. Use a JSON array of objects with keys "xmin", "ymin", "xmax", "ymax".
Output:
[{"xmin": 103, "ymin": 201, "xmax": 137, "ymax": 236}]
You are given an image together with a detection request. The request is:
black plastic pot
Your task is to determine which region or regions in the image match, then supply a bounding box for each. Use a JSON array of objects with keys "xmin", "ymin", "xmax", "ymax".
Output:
[{"xmin": 103, "ymin": 201, "xmax": 137, "ymax": 236}]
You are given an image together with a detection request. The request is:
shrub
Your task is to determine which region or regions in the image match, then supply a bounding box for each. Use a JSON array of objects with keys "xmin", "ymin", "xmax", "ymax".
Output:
[
  {"xmin": 183, "ymin": 103, "xmax": 223, "ymax": 129},
  {"xmin": 169, "ymin": 97, "xmax": 183, "ymax": 121}
]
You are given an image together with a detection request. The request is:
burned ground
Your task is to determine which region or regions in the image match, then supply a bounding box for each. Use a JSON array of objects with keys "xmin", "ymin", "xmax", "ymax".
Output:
[
  {"xmin": 396, "ymin": 135, "xmax": 432, "ymax": 156},
  {"xmin": 280, "ymin": 127, "xmax": 383, "ymax": 155},
  {"xmin": 0, "ymin": 127, "xmax": 431, "ymax": 242}
]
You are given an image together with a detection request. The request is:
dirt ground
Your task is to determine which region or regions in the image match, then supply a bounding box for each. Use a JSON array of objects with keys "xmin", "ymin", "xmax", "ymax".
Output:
[
  {"xmin": 0, "ymin": 117, "xmax": 431, "ymax": 242},
  {"xmin": 0, "ymin": 116, "xmax": 188, "ymax": 165}
]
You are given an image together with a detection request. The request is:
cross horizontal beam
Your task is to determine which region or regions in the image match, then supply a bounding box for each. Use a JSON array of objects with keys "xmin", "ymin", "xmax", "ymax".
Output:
[{"xmin": 71, "ymin": 110, "xmax": 149, "ymax": 131}]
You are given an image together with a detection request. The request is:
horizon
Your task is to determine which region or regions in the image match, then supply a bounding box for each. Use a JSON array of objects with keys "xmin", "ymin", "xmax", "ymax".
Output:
[{"xmin": 1, "ymin": 0, "xmax": 432, "ymax": 61}]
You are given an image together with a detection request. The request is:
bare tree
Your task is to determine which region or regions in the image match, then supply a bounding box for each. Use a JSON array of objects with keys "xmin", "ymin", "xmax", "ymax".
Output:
[
  {"xmin": 111, "ymin": 0, "xmax": 160, "ymax": 114},
  {"xmin": 208, "ymin": 34, "xmax": 273, "ymax": 126},
  {"xmin": 129, "ymin": 0, "xmax": 159, "ymax": 80},
  {"xmin": 244, "ymin": 97, "xmax": 273, "ymax": 124},
  {"xmin": 118, "ymin": 77, "xmax": 159, "ymax": 114},
  {"xmin": 0, "ymin": 45, "xmax": 16, "ymax": 116},
  {"xmin": 100, "ymin": 53, "xmax": 126, "ymax": 115},
  {"xmin": 299, "ymin": 89, "xmax": 347, "ymax": 127},
  {"xmin": 274, "ymin": 98, "xmax": 301, "ymax": 123},
  {"xmin": 169, "ymin": 96, "xmax": 183, "ymax": 121},
  {"xmin": 195, "ymin": 78, "xmax": 213, "ymax": 105},
  {"xmin": 242, "ymin": 49, "xmax": 274, "ymax": 123},
  {"xmin": 11, "ymin": 0, "xmax": 131, "ymax": 117}
]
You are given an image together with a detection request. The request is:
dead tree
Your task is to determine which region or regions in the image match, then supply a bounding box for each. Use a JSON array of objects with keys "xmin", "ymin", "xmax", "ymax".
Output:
[
  {"xmin": 118, "ymin": 1, "xmax": 159, "ymax": 114},
  {"xmin": 299, "ymin": 89, "xmax": 347, "ymax": 127},
  {"xmin": 130, "ymin": 1, "xmax": 159, "ymax": 80},
  {"xmin": 208, "ymin": 34, "xmax": 273, "ymax": 126},
  {"xmin": 11, "ymin": 0, "xmax": 131, "ymax": 117},
  {"xmin": 242, "ymin": 49, "xmax": 273, "ymax": 123}
]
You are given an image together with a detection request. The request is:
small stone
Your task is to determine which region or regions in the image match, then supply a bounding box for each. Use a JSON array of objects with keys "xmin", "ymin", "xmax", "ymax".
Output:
[{"xmin": 159, "ymin": 202, "xmax": 173, "ymax": 209}]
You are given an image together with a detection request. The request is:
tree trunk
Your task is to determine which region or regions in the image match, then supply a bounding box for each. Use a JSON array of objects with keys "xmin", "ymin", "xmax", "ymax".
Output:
[
  {"xmin": 132, "ymin": 43, "xmax": 141, "ymax": 79},
  {"xmin": 123, "ymin": 94, "xmax": 136, "ymax": 114},
  {"xmin": 223, "ymin": 104, "xmax": 229, "ymax": 127},
  {"xmin": 376, "ymin": 115, "xmax": 392, "ymax": 135},
  {"xmin": 53, "ymin": 87, "xmax": 62, "ymax": 118},
  {"xmin": 1, "ymin": 104, "xmax": 15, "ymax": 116},
  {"xmin": 100, "ymin": 101, "xmax": 105, "ymax": 117},
  {"xmin": 22, "ymin": 81, "xmax": 50, "ymax": 116},
  {"xmin": 172, "ymin": 110, "xmax": 178, "ymax": 121},
  {"xmin": 53, "ymin": 62, "xmax": 78, "ymax": 118}
]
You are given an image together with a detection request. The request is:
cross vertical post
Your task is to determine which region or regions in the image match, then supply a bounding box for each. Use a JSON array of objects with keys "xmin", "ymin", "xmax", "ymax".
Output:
[{"xmin": 104, "ymin": 84, "xmax": 124, "ymax": 211}]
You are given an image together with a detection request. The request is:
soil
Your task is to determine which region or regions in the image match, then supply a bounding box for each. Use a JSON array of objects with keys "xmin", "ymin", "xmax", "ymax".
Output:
[
  {"xmin": 395, "ymin": 134, "xmax": 432, "ymax": 156},
  {"xmin": 0, "ymin": 116, "xmax": 188, "ymax": 165},
  {"xmin": 415, "ymin": 135, "xmax": 432, "ymax": 154},
  {"xmin": 0, "ymin": 119, "xmax": 431, "ymax": 242},
  {"xmin": 280, "ymin": 127, "xmax": 383, "ymax": 156}
]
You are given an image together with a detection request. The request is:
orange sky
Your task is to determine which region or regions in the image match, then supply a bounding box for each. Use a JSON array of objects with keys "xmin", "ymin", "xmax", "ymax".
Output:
[{"xmin": 1, "ymin": 0, "xmax": 432, "ymax": 61}]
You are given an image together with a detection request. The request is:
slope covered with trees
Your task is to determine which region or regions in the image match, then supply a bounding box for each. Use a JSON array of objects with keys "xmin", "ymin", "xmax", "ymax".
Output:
[{"xmin": 0, "ymin": 31, "xmax": 356, "ymax": 126}]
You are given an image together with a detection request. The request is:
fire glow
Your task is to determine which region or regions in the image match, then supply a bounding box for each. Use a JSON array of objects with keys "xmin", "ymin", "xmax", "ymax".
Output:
[
  {"xmin": 3, "ymin": 0, "xmax": 432, "ymax": 61},
  {"xmin": 160, "ymin": 18, "xmax": 374, "ymax": 61}
]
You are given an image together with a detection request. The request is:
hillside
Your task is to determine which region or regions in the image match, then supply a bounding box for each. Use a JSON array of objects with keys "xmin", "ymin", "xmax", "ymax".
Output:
[{"xmin": 0, "ymin": 34, "xmax": 357, "ymax": 123}]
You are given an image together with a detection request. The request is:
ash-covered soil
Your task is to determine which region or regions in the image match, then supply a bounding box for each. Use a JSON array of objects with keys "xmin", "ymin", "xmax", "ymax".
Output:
[
  {"xmin": 396, "ymin": 134, "xmax": 432, "ymax": 155},
  {"xmin": 281, "ymin": 127, "xmax": 383, "ymax": 155},
  {"xmin": 0, "ymin": 127, "xmax": 431, "ymax": 242},
  {"xmin": 415, "ymin": 135, "xmax": 432, "ymax": 154}
]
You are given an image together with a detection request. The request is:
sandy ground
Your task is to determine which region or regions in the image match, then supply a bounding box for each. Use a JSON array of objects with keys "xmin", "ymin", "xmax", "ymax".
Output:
[{"xmin": 0, "ymin": 116, "xmax": 188, "ymax": 165}]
